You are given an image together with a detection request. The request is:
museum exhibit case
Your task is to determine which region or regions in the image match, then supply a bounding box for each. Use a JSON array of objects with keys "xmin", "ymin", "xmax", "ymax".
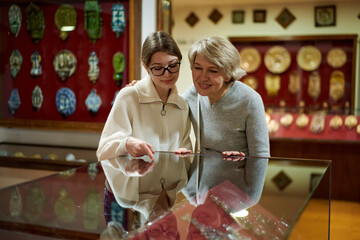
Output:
[
  {"xmin": 0, "ymin": 0, "xmax": 141, "ymax": 132},
  {"xmin": 0, "ymin": 142, "xmax": 97, "ymax": 171},
  {"xmin": 0, "ymin": 151, "xmax": 331, "ymax": 239}
]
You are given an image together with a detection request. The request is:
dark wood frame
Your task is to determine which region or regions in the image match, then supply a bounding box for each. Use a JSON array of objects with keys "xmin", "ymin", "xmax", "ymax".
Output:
[
  {"xmin": 275, "ymin": 8, "xmax": 296, "ymax": 29},
  {"xmin": 157, "ymin": 0, "xmax": 172, "ymax": 34},
  {"xmin": 0, "ymin": 0, "xmax": 142, "ymax": 133},
  {"xmin": 232, "ymin": 10, "xmax": 245, "ymax": 24},
  {"xmin": 253, "ymin": 9, "xmax": 266, "ymax": 23},
  {"xmin": 228, "ymin": 34, "xmax": 357, "ymax": 109},
  {"xmin": 315, "ymin": 5, "xmax": 336, "ymax": 27}
]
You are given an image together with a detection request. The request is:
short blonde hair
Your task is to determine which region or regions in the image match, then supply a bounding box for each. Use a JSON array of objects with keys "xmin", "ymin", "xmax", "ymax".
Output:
[{"xmin": 188, "ymin": 37, "xmax": 246, "ymax": 81}]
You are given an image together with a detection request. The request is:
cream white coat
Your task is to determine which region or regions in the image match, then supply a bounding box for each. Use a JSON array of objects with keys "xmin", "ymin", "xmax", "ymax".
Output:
[{"xmin": 97, "ymin": 75, "xmax": 192, "ymax": 161}]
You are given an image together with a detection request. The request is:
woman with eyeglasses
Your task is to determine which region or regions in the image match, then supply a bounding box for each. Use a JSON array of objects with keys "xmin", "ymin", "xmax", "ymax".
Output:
[{"xmin": 97, "ymin": 31, "xmax": 192, "ymax": 161}]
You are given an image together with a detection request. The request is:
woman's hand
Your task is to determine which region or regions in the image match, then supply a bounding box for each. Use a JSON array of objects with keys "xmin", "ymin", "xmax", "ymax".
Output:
[
  {"xmin": 125, "ymin": 158, "xmax": 155, "ymax": 176},
  {"xmin": 222, "ymin": 151, "xmax": 245, "ymax": 161},
  {"xmin": 125, "ymin": 80, "xmax": 139, "ymax": 87},
  {"xmin": 126, "ymin": 137, "xmax": 155, "ymax": 161},
  {"xmin": 174, "ymin": 148, "xmax": 192, "ymax": 157}
]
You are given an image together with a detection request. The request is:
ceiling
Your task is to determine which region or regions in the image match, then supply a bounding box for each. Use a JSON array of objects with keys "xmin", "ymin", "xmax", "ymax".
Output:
[{"xmin": 172, "ymin": 0, "xmax": 352, "ymax": 7}]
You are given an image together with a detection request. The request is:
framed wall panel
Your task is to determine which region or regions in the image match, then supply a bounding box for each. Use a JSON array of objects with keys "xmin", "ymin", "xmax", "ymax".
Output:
[{"xmin": 0, "ymin": 0, "xmax": 141, "ymax": 132}]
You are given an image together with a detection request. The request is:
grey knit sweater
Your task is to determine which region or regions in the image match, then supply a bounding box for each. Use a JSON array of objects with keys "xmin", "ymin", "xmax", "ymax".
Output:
[{"xmin": 182, "ymin": 81, "xmax": 270, "ymax": 157}]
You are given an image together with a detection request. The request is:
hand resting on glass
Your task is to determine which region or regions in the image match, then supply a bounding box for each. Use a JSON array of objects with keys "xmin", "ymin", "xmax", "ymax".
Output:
[
  {"xmin": 222, "ymin": 151, "xmax": 245, "ymax": 161},
  {"xmin": 126, "ymin": 137, "xmax": 155, "ymax": 161},
  {"xmin": 174, "ymin": 148, "xmax": 192, "ymax": 157}
]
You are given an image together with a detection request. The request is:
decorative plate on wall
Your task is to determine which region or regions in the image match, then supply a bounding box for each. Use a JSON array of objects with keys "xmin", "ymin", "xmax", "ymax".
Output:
[
  {"xmin": 327, "ymin": 47, "xmax": 346, "ymax": 68},
  {"xmin": 264, "ymin": 46, "xmax": 291, "ymax": 74},
  {"xmin": 297, "ymin": 45, "xmax": 322, "ymax": 71},
  {"xmin": 239, "ymin": 47, "xmax": 261, "ymax": 73}
]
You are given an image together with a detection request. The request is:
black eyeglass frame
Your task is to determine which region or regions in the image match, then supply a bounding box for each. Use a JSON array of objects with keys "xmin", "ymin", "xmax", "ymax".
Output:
[{"xmin": 149, "ymin": 62, "xmax": 181, "ymax": 76}]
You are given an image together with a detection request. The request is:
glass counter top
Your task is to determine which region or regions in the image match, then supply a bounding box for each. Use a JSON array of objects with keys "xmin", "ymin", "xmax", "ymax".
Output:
[{"xmin": 0, "ymin": 150, "xmax": 331, "ymax": 239}]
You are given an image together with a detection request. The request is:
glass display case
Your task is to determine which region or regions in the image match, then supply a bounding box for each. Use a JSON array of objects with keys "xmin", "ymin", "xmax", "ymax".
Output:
[
  {"xmin": 0, "ymin": 151, "xmax": 331, "ymax": 239},
  {"xmin": 0, "ymin": 142, "xmax": 97, "ymax": 171}
]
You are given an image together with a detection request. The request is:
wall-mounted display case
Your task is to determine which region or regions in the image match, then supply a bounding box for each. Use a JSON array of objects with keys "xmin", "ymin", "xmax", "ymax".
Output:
[
  {"xmin": 0, "ymin": 0, "xmax": 141, "ymax": 132},
  {"xmin": 229, "ymin": 34, "xmax": 360, "ymax": 142}
]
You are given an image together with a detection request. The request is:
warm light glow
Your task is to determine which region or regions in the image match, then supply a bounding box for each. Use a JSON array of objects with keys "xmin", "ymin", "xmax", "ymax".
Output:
[
  {"xmin": 61, "ymin": 26, "xmax": 75, "ymax": 31},
  {"xmin": 265, "ymin": 113, "xmax": 271, "ymax": 124},
  {"xmin": 232, "ymin": 209, "xmax": 249, "ymax": 218}
]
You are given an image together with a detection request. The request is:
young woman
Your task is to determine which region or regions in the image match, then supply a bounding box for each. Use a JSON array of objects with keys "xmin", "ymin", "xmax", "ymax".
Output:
[
  {"xmin": 98, "ymin": 31, "xmax": 192, "ymax": 226},
  {"xmin": 97, "ymin": 31, "xmax": 192, "ymax": 161}
]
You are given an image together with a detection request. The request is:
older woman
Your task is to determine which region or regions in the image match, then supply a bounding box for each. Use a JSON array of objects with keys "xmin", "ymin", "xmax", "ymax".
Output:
[{"xmin": 183, "ymin": 36, "xmax": 270, "ymax": 157}]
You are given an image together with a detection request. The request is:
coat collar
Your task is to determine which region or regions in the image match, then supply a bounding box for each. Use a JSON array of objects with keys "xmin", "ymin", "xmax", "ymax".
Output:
[{"xmin": 136, "ymin": 75, "xmax": 186, "ymax": 109}]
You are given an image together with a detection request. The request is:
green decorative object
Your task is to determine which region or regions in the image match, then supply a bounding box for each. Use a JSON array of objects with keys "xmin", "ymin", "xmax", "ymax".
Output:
[
  {"xmin": 25, "ymin": 3, "xmax": 45, "ymax": 43},
  {"xmin": 113, "ymin": 52, "xmax": 125, "ymax": 86},
  {"xmin": 55, "ymin": 4, "xmax": 77, "ymax": 41},
  {"xmin": 84, "ymin": 0, "xmax": 102, "ymax": 43}
]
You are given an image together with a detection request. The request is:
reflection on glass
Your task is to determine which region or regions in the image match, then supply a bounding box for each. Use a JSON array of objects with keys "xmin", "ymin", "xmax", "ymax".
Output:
[
  {"xmin": 0, "ymin": 152, "xmax": 330, "ymax": 239},
  {"xmin": 101, "ymin": 152, "xmax": 191, "ymax": 227}
]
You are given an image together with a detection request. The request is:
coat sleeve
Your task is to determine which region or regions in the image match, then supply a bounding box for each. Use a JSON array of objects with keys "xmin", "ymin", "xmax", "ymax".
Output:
[
  {"xmin": 96, "ymin": 89, "xmax": 135, "ymax": 161},
  {"xmin": 246, "ymin": 93, "xmax": 270, "ymax": 157},
  {"xmin": 180, "ymin": 110, "xmax": 193, "ymax": 151}
]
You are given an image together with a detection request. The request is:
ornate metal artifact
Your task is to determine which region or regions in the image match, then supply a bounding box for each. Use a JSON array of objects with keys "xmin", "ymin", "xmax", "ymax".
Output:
[
  {"xmin": 55, "ymin": 4, "xmax": 77, "ymax": 41},
  {"xmin": 25, "ymin": 3, "xmax": 45, "ymax": 43},
  {"xmin": 9, "ymin": 4, "xmax": 22, "ymax": 37},
  {"xmin": 10, "ymin": 49, "xmax": 22, "ymax": 78},
  {"xmin": 85, "ymin": 0, "xmax": 102, "ymax": 43},
  {"xmin": 53, "ymin": 50, "xmax": 77, "ymax": 81},
  {"xmin": 111, "ymin": 3, "xmax": 126, "ymax": 38}
]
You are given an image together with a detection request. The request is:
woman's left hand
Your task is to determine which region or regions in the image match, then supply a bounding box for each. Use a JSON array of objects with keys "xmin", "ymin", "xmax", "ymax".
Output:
[{"xmin": 222, "ymin": 151, "xmax": 245, "ymax": 161}]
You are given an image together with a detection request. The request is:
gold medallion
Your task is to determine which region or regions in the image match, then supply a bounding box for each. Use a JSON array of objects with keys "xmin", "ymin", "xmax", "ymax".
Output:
[
  {"xmin": 265, "ymin": 73, "xmax": 281, "ymax": 97},
  {"xmin": 242, "ymin": 76, "xmax": 258, "ymax": 90},
  {"xmin": 344, "ymin": 115, "xmax": 358, "ymax": 130},
  {"xmin": 296, "ymin": 114, "xmax": 309, "ymax": 129},
  {"xmin": 329, "ymin": 70, "xmax": 345, "ymax": 102},
  {"xmin": 310, "ymin": 112, "xmax": 325, "ymax": 133},
  {"xmin": 356, "ymin": 124, "xmax": 360, "ymax": 135},
  {"xmin": 308, "ymin": 71, "xmax": 321, "ymax": 101},
  {"xmin": 47, "ymin": 153, "xmax": 59, "ymax": 160},
  {"xmin": 239, "ymin": 47, "xmax": 261, "ymax": 73},
  {"xmin": 267, "ymin": 119, "xmax": 279, "ymax": 135},
  {"xmin": 280, "ymin": 113, "xmax": 294, "ymax": 127},
  {"xmin": 288, "ymin": 71, "xmax": 300, "ymax": 95},
  {"xmin": 83, "ymin": 188, "xmax": 101, "ymax": 230},
  {"xmin": 55, "ymin": 188, "xmax": 77, "ymax": 223},
  {"xmin": 55, "ymin": 5, "xmax": 77, "ymax": 41},
  {"xmin": 327, "ymin": 48, "xmax": 346, "ymax": 68},
  {"xmin": 297, "ymin": 45, "xmax": 322, "ymax": 71},
  {"xmin": 329, "ymin": 115, "xmax": 343, "ymax": 130},
  {"xmin": 264, "ymin": 46, "xmax": 291, "ymax": 74},
  {"xmin": 14, "ymin": 152, "xmax": 25, "ymax": 157},
  {"xmin": 25, "ymin": 184, "xmax": 45, "ymax": 223}
]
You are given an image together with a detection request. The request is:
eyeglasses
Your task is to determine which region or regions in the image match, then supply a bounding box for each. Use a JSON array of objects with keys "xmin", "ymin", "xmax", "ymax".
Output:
[{"xmin": 149, "ymin": 62, "xmax": 181, "ymax": 76}]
